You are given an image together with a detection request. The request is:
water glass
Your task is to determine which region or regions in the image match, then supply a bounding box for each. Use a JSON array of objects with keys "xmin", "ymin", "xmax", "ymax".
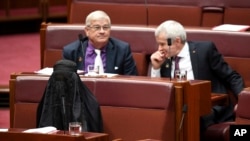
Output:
[{"xmin": 69, "ymin": 122, "xmax": 82, "ymax": 135}]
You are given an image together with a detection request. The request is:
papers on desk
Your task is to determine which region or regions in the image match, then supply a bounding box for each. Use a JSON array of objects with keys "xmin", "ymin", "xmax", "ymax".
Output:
[
  {"xmin": 23, "ymin": 126, "xmax": 57, "ymax": 134},
  {"xmin": 35, "ymin": 67, "xmax": 118, "ymax": 77},
  {"xmin": 212, "ymin": 24, "xmax": 250, "ymax": 32},
  {"xmin": 0, "ymin": 128, "xmax": 8, "ymax": 132},
  {"xmin": 34, "ymin": 67, "xmax": 84, "ymax": 75},
  {"xmin": 84, "ymin": 73, "xmax": 118, "ymax": 78},
  {"xmin": 34, "ymin": 67, "xmax": 53, "ymax": 75}
]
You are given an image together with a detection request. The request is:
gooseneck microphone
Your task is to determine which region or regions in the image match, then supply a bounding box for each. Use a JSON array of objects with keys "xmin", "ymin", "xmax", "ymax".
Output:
[
  {"xmin": 78, "ymin": 34, "xmax": 84, "ymax": 50},
  {"xmin": 167, "ymin": 38, "xmax": 172, "ymax": 81},
  {"xmin": 61, "ymin": 94, "xmax": 66, "ymax": 134},
  {"xmin": 78, "ymin": 34, "xmax": 85, "ymax": 71},
  {"xmin": 179, "ymin": 104, "xmax": 188, "ymax": 131},
  {"xmin": 167, "ymin": 38, "xmax": 172, "ymax": 46},
  {"xmin": 78, "ymin": 34, "xmax": 83, "ymax": 42}
]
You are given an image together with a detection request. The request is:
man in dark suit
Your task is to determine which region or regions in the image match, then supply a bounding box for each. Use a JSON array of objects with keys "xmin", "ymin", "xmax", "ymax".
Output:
[
  {"xmin": 63, "ymin": 10, "xmax": 137, "ymax": 75},
  {"xmin": 150, "ymin": 20, "xmax": 244, "ymax": 136}
]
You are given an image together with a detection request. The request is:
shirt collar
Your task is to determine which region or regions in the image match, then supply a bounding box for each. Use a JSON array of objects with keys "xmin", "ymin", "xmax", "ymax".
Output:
[
  {"xmin": 86, "ymin": 42, "xmax": 107, "ymax": 54},
  {"xmin": 177, "ymin": 42, "xmax": 189, "ymax": 58}
]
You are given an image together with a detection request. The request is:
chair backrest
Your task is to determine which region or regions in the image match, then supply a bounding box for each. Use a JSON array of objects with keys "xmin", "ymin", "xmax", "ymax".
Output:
[
  {"xmin": 10, "ymin": 76, "xmax": 96, "ymax": 128},
  {"xmin": 236, "ymin": 88, "xmax": 250, "ymax": 123},
  {"xmin": 68, "ymin": 0, "xmax": 202, "ymax": 27},
  {"xmin": 68, "ymin": 0, "xmax": 147, "ymax": 25},
  {"xmin": 147, "ymin": 0, "xmax": 202, "ymax": 26},
  {"xmin": 224, "ymin": 0, "xmax": 250, "ymax": 25},
  {"xmin": 11, "ymin": 76, "xmax": 48, "ymax": 128},
  {"xmin": 94, "ymin": 78, "xmax": 175, "ymax": 141}
]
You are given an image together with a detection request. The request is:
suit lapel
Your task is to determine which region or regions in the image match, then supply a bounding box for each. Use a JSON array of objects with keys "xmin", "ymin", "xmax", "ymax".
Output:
[
  {"xmin": 105, "ymin": 41, "xmax": 116, "ymax": 72},
  {"xmin": 188, "ymin": 42, "xmax": 199, "ymax": 79},
  {"xmin": 78, "ymin": 39, "xmax": 88, "ymax": 70}
]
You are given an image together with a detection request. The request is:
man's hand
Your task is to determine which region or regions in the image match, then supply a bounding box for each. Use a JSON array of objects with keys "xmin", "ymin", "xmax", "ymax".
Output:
[{"xmin": 150, "ymin": 50, "xmax": 167, "ymax": 69}]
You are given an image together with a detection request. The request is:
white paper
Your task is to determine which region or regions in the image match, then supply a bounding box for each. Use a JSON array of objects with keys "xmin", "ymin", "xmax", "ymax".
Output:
[
  {"xmin": 34, "ymin": 67, "xmax": 53, "ymax": 75},
  {"xmin": 0, "ymin": 128, "xmax": 8, "ymax": 132},
  {"xmin": 84, "ymin": 73, "xmax": 118, "ymax": 78},
  {"xmin": 105, "ymin": 73, "xmax": 118, "ymax": 77},
  {"xmin": 212, "ymin": 24, "xmax": 250, "ymax": 32},
  {"xmin": 34, "ymin": 67, "xmax": 84, "ymax": 75},
  {"xmin": 23, "ymin": 126, "xmax": 57, "ymax": 134}
]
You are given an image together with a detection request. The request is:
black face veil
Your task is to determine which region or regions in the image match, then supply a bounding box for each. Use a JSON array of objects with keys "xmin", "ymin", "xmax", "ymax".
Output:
[{"xmin": 36, "ymin": 59, "xmax": 103, "ymax": 132}]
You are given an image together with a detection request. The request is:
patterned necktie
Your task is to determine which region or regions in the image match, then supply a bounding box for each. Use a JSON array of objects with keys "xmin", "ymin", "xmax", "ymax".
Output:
[
  {"xmin": 174, "ymin": 56, "xmax": 180, "ymax": 78},
  {"xmin": 174, "ymin": 56, "xmax": 180, "ymax": 72},
  {"xmin": 94, "ymin": 49, "xmax": 104, "ymax": 74}
]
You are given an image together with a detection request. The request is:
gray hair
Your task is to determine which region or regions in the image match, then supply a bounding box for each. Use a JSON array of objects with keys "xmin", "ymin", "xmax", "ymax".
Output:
[
  {"xmin": 155, "ymin": 20, "xmax": 187, "ymax": 44},
  {"xmin": 85, "ymin": 10, "xmax": 111, "ymax": 26}
]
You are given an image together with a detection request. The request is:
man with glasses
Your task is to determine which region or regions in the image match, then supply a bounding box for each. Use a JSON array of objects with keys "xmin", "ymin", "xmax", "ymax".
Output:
[{"xmin": 63, "ymin": 10, "xmax": 138, "ymax": 75}]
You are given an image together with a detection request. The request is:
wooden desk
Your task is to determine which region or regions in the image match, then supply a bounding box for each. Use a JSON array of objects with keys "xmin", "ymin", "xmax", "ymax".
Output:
[
  {"xmin": 0, "ymin": 128, "xmax": 109, "ymax": 141},
  {"xmin": 10, "ymin": 72, "xmax": 228, "ymax": 107},
  {"xmin": 0, "ymin": 85, "xmax": 9, "ymax": 94}
]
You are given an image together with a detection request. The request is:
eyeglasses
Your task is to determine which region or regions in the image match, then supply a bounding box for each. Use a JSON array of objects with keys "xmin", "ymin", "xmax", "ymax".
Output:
[{"xmin": 87, "ymin": 25, "xmax": 111, "ymax": 31}]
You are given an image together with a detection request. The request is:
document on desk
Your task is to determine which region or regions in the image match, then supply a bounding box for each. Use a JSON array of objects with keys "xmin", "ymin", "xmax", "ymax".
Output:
[
  {"xmin": 0, "ymin": 128, "xmax": 8, "ymax": 132},
  {"xmin": 35, "ymin": 67, "xmax": 117, "ymax": 77},
  {"xmin": 23, "ymin": 126, "xmax": 57, "ymax": 134},
  {"xmin": 84, "ymin": 73, "xmax": 118, "ymax": 78},
  {"xmin": 34, "ymin": 67, "xmax": 84, "ymax": 75},
  {"xmin": 212, "ymin": 24, "xmax": 250, "ymax": 32}
]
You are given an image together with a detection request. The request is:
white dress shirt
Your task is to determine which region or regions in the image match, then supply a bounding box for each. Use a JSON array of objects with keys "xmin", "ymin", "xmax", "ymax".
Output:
[{"xmin": 151, "ymin": 43, "xmax": 194, "ymax": 80}]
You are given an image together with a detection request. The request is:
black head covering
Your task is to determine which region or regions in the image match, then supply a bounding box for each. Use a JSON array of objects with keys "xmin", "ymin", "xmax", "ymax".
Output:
[
  {"xmin": 53, "ymin": 59, "xmax": 77, "ymax": 72},
  {"xmin": 37, "ymin": 59, "xmax": 103, "ymax": 132}
]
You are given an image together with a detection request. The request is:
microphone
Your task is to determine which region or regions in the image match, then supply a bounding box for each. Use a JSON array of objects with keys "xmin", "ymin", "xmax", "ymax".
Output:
[
  {"xmin": 61, "ymin": 95, "xmax": 67, "ymax": 134},
  {"xmin": 78, "ymin": 34, "xmax": 84, "ymax": 49},
  {"xmin": 179, "ymin": 104, "xmax": 188, "ymax": 131},
  {"xmin": 78, "ymin": 34, "xmax": 85, "ymax": 69},
  {"xmin": 78, "ymin": 34, "xmax": 83, "ymax": 42},
  {"xmin": 167, "ymin": 38, "xmax": 172, "ymax": 46},
  {"xmin": 167, "ymin": 38, "xmax": 172, "ymax": 80}
]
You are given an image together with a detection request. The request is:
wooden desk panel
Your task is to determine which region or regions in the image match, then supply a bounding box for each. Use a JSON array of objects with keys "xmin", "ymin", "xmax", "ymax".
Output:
[{"xmin": 0, "ymin": 128, "xmax": 109, "ymax": 141}]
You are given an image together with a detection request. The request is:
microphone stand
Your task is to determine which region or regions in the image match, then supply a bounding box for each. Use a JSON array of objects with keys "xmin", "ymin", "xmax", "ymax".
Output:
[
  {"xmin": 179, "ymin": 104, "xmax": 188, "ymax": 130},
  {"xmin": 78, "ymin": 34, "xmax": 83, "ymax": 48},
  {"xmin": 167, "ymin": 38, "xmax": 172, "ymax": 81},
  {"xmin": 61, "ymin": 95, "xmax": 66, "ymax": 134},
  {"xmin": 178, "ymin": 104, "xmax": 187, "ymax": 141},
  {"xmin": 78, "ymin": 34, "xmax": 84, "ymax": 56}
]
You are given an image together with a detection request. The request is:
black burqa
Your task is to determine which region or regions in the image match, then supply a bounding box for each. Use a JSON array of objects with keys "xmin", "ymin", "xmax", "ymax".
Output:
[{"xmin": 36, "ymin": 59, "xmax": 103, "ymax": 132}]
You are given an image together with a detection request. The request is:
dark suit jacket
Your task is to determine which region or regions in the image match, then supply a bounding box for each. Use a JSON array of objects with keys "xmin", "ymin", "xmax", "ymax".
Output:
[
  {"xmin": 63, "ymin": 36, "xmax": 138, "ymax": 75},
  {"xmin": 160, "ymin": 41, "xmax": 244, "ymax": 123}
]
